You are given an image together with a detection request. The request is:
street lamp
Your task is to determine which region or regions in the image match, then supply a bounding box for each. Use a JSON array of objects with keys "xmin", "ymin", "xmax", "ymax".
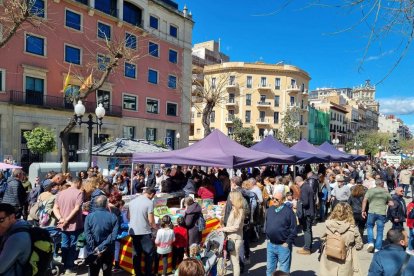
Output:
[
  {"xmin": 332, "ymin": 137, "xmax": 339, "ymax": 148},
  {"xmin": 74, "ymin": 100, "xmax": 105, "ymax": 168},
  {"xmin": 354, "ymin": 141, "xmax": 362, "ymax": 154},
  {"xmin": 269, "ymin": 129, "xmax": 274, "ymax": 137},
  {"xmin": 176, "ymin": 132, "xmax": 181, "ymax": 149},
  {"xmin": 264, "ymin": 129, "xmax": 269, "ymax": 137}
]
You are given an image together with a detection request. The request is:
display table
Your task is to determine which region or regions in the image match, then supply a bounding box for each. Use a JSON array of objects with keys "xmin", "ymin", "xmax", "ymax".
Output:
[{"xmin": 119, "ymin": 218, "xmax": 221, "ymax": 274}]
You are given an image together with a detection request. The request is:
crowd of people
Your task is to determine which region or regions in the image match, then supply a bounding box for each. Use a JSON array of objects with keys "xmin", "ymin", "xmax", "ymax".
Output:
[{"xmin": 0, "ymin": 160, "xmax": 414, "ymax": 276}]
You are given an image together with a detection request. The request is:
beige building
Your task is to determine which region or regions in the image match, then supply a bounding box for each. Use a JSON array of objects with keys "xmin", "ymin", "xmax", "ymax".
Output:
[{"xmin": 191, "ymin": 62, "xmax": 310, "ymax": 142}]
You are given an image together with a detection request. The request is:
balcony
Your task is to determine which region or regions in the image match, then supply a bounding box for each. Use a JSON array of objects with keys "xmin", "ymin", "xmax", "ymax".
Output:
[
  {"xmin": 6, "ymin": 90, "xmax": 122, "ymax": 117},
  {"xmin": 287, "ymin": 85, "xmax": 301, "ymax": 94},
  {"xmin": 225, "ymin": 116, "xmax": 235, "ymax": 124},
  {"xmin": 256, "ymin": 118, "xmax": 271, "ymax": 125},
  {"xmin": 257, "ymin": 101, "xmax": 271, "ymax": 108},
  {"xmin": 288, "ymin": 103, "xmax": 301, "ymax": 109},
  {"xmin": 299, "ymin": 122, "xmax": 308, "ymax": 127},
  {"xmin": 226, "ymin": 82, "xmax": 239, "ymax": 90},
  {"xmin": 225, "ymin": 98, "xmax": 237, "ymax": 107},
  {"xmin": 257, "ymin": 83, "xmax": 272, "ymax": 91}
]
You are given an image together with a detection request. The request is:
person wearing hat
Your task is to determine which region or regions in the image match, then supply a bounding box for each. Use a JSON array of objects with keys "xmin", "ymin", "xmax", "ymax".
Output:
[{"xmin": 330, "ymin": 174, "xmax": 351, "ymax": 210}]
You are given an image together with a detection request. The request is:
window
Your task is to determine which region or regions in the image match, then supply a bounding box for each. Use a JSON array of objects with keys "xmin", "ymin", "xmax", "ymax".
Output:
[
  {"xmin": 64, "ymin": 85, "xmax": 79, "ymax": 108},
  {"xmin": 95, "ymin": 0, "xmax": 117, "ymax": 17},
  {"xmin": 65, "ymin": 10, "xmax": 81, "ymax": 31},
  {"xmin": 124, "ymin": 62, "xmax": 136, "ymax": 78},
  {"xmin": 228, "ymin": 127, "xmax": 234, "ymax": 136},
  {"xmin": 196, "ymin": 128, "xmax": 201, "ymax": 134},
  {"xmin": 246, "ymin": 94, "xmax": 251, "ymax": 106},
  {"xmin": 210, "ymin": 111, "xmax": 215, "ymax": 123},
  {"xmin": 259, "ymin": 111, "xmax": 265, "ymax": 119},
  {"xmin": 169, "ymin": 49, "xmax": 178, "ymax": 64},
  {"xmin": 246, "ymin": 76, "xmax": 252, "ymax": 88},
  {"xmin": 229, "ymin": 75, "xmax": 235, "ymax": 85},
  {"xmin": 97, "ymin": 54, "xmax": 110, "ymax": 71},
  {"xmin": 74, "ymin": 0, "xmax": 87, "ymax": 4},
  {"xmin": 123, "ymin": 94, "xmax": 137, "ymax": 111},
  {"xmin": 25, "ymin": 34, "xmax": 45, "ymax": 56},
  {"xmin": 261, "ymin": 77, "xmax": 267, "ymax": 87},
  {"xmin": 166, "ymin": 102, "xmax": 177, "ymax": 116},
  {"xmin": 259, "ymin": 128, "xmax": 265, "ymax": 138},
  {"xmin": 149, "ymin": 15, "xmax": 159, "ymax": 29},
  {"xmin": 274, "ymin": 112, "xmax": 279, "ymax": 124},
  {"xmin": 301, "ymin": 83, "xmax": 305, "ymax": 92},
  {"xmin": 245, "ymin": 110, "xmax": 251, "ymax": 123},
  {"xmin": 65, "ymin": 45, "xmax": 81, "ymax": 65},
  {"xmin": 168, "ymin": 75, "xmax": 177, "ymax": 89},
  {"xmin": 197, "ymin": 112, "xmax": 201, "ymax": 118},
  {"xmin": 260, "ymin": 95, "xmax": 266, "ymax": 102},
  {"xmin": 169, "ymin": 25, "xmax": 178, "ymax": 38},
  {"xmin": 97, "ymin": 22, "xmax": 111, "ymax": 40},
  {"xmin": 146, "ymin": 98, "xmax": 159, "ymax": 114},
  {"xmin": 0, "ymin": 69, "xmax": 5, "ymax": 92},
  {"xmin": 275, "ymin": 78, "xmax": 281, "ymax": 89},
  {"xmin": 291, "ymin": 79, "xmax": 296, "ymax": 87},
  {"xmin": 148, "ymin": 42, "xmax": 159, "ymax": 57},
  {"xmin": 211, "ymin": 77, "xmax": 216, "ymax": 89},
  {"xmin": 148, "ymin": 69, "xmax": 158, "ymax": 84},
  {"xmin": 25, "ymin": 76, "xmax": 44, "ymax": 105},
  {"xmin": 123, "ymin": 2, "xmax": 142, "ymax": 27},
  {"xmin": 123, "ymin": 126, "xmax": 135, "ymax": 139},
  {"xmin": 97, "ymin": 90, "xmax": 111, "ymax": 111},
  {"xmin": 125, "ymin": 33, "xmax": 137, "ymax": 49},
  {"xmin": 146, "ymin": 128, "xmax": 157, "ymax": 141},
  {"xmin": 30, "ymin": 0, "xmax": 45, "ymax": 17},
  {"xmin": 274, "ymin": 96, "xmax": 280, "ymax": 107},
  {"xmin": 290, "ymin": 96, "xmax": 295, "ymax": 106}
]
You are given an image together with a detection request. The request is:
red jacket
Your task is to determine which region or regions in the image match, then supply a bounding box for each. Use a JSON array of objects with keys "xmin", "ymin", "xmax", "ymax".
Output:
[
  {"xmin": 407, "ymin": 202, "xmax": 414, "ymax": 229},
  {"xmin": 173, "ymin": 225, "xmax": 188, "ymax": 248}
]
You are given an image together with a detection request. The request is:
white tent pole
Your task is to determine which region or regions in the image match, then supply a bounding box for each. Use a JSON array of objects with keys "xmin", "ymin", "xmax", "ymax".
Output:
[{"xmin": 130, "ymin": 161, "xmax": 134, "ymax": 195}]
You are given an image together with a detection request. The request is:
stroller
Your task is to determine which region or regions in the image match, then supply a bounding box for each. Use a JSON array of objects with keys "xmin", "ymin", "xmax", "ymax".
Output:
[
  {"xmin": 199, "ymin": 230, "xmax": 226, "ymax": 276},
  {"xmin": 44, "ymin": 226, "xmax": 62, "ymax": 276}
]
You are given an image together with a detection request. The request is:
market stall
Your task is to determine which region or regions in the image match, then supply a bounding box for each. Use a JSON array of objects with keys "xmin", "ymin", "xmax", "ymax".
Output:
[{"xmin": 119, "ymin": 196, "xmax": 224, "ymax": 274}]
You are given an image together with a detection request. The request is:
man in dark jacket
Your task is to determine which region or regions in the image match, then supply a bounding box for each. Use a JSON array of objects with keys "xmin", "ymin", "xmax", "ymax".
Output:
[
  {"xmin": 368, "ymin": 229, "xmax": 414, "ymax": 276},
  {"xmin": 296, "ymin": 176, "xmax": 315, "ymax": 255},
  {"xmin": 1, "ymin": 169, "xmax": 26, "ymax": 218},
  {"xmin": 265, "ymin": 192, "xmax": 297, "ymax": 275},
  {"xmin": 144, "ymin": 167, "xmax": 156, "ymax": 190},
  {"xmin": 388, "ymin": 187, "xmax": 406, "ymax": 230},
  {"xmin": 84, "ymin": 195, "xmax": 119, "ymax": 275}
]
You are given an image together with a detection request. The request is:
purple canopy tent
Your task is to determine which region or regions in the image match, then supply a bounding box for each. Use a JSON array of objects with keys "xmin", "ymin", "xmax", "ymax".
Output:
[
  {"xmin": 132, "ymin": 130, "xmax": 296, "ymax": 168},
  {"xmin": 291, "ymin": 139, "xmax": 349, "ymax": 162},
  {"xmin": 251, "ymin": 136, "xmax": 329, "ymax": 164},
  {"xmin": 318, "ymin": 142, "xmax": 368, "ymax": 161}
]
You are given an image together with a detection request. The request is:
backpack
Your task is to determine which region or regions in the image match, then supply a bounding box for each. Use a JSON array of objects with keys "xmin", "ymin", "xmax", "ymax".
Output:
[
  {"xmin": 325, "ymin": 232, "xmax": 347, "ymax": 261},
  {"xmin": 0, "ymin": 179, "xmax": 7, "ymax": 199},
  {"xmin": 243, "ymin": 190, "xmax": 258, "ymax": 224},
  {"xmin": 196, "ymin": 214, "xmax": 206, "ymax": 232},
  {"xmin": 9, "ymin": 226, "xmax": 53, "ymax": 276}
]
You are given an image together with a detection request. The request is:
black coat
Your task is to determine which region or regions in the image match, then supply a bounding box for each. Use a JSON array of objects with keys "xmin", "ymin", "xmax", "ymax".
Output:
[
  {"xmin": 299, "ymin": 183, "xmax": 316, "ymax": 217},
  {"xmin": 184, "ymin": 202, "xmax": 202, "ymax": 245},
  {"xmin": 145, "ymin": 173, "xmax": 156, "ymax": 189},
  {"xmin": 2, "ymin": 177, "xmax": 26, "ymax": 208}
]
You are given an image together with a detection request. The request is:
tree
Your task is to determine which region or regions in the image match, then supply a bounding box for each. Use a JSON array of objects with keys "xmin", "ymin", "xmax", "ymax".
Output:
[
  {"xmin": 23, "ymin": 127, "xmax": 56, "ymax": 155},
  {"xmin": 192, "ymin": 72, "xmax": 233, "ymax": 137},
  {"xmin": 0, "ymin": 0, "xmax": 45, "ymax": 48},
  {"xmin": 278, "ymin": 106, "xmax": 301, "ymax": 145},
  {"xmin": 232, "ymin": 117, "xmax": 254, "ymax": 147},
  {"xmin": 345, "ymin": 130, "xmax": 390, "ymax": 156},
  {"xmin": 60, "ymin": 34, "xmax": 145, "ymax": 172}
]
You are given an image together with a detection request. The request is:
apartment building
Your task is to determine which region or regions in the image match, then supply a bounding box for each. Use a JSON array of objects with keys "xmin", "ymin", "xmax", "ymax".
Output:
[
  {"xmin": 0, "ymin": 0, "xmax": 193, "ymax": 170},
  {"xmin": 379, "ymin": 114, "xmax": 413, "ymax": 140},
  {"xmin": 191, "ymin": 62, "xmax": 310, "ymax": 142}
]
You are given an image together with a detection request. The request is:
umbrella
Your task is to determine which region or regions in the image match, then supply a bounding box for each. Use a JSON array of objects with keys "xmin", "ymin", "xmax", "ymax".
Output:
[{"xmin": 0, "ymin": 162, "xmax": 22, "ymax": 170}]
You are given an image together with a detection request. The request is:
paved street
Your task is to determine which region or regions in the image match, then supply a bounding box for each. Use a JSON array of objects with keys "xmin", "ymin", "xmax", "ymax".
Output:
[{"xmin": 78, "ymin": 220, "xmax": 394, "ymax": 275}]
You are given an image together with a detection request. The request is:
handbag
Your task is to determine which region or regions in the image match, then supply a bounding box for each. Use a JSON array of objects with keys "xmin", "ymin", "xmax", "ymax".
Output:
[{"xmin": 226, "ymin": 238, "xmax": 235, "ymax": 252}]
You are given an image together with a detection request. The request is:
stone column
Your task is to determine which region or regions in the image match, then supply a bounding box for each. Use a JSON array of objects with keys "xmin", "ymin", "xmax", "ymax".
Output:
[{"xmin": 117, "ymin": 0, "xmax": 124, "ymax": 22}]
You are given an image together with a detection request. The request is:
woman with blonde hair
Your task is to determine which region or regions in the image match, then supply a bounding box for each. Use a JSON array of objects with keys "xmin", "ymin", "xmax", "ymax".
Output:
[
  {"xmin": 218, "ymin": 191, "xmax": 245, "ymax": 276},
  {"xmin": 320, "ymin": 202, "xmax": 363, "ymax": 276}
]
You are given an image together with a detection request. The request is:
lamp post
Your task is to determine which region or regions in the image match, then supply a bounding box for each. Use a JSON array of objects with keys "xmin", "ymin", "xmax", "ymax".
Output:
[
  {"xmin": 74, "ymin": 100, "xmax": 105, "ymax": 169},
  {"xmin": 332, "ymin": 137, "xmax": 339, "ymax": 148},
  {"xmin": 354, "ymin": 141, "xmax": 362, "ymax": 155},
  {"xmin": 176, "ymin": 132, "xmax": 180, "ymax": 149},
  {"xmin": 269, "ymin": 129, "xmax": 274, "ymax": 137}
]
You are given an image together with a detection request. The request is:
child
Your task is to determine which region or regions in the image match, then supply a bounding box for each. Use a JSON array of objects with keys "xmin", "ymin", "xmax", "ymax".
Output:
[
  {"xmin": 113, "ymin": 199, "xmax": 129, "ymax": 272},
  {"xmin": 155, "ymin": 215, "xmax": 175, "ymax": 276},
  {"xmin": 285, "ymin": 192, "xmax": 294, "ymax": 209},
  {"xmin": 172, "ymin": 216, "xmax": 188, "ymax": 271}
]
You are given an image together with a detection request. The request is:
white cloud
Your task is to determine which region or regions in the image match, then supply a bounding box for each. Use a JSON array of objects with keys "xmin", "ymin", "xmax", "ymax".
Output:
[
  {"xmin": 379, "ymin": 98, "xmax": 414, "ymax": 115},
  {"xmin": 359, "ymin": 50, "xmax": 395, "ymax": 62}
]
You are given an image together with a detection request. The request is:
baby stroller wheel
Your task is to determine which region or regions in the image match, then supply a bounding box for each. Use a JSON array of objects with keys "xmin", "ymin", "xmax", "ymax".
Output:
[{"xmin": 49, "ymin": 265, "xmax": 60, "ymax": 276}]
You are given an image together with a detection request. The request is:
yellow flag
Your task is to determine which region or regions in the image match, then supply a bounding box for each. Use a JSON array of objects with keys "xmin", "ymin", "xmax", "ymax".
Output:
[
  {"xmin": 80, "ymin": 74, "xmax": 93, "ymax": 92},
  {"xmin": 62, "ymin": 65, "xmax": 71, "ymax": 93}
]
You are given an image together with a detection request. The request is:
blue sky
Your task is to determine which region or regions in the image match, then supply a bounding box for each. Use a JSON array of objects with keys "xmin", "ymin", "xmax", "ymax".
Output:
[{"xmin": 177, "ymin": 0, "xmax": 414, "ymax": 128}]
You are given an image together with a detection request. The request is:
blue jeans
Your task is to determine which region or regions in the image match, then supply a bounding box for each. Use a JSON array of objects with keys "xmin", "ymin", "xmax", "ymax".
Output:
[
  {"xmin": 400, "ymin": 184, "xmax": 410, "ymax": 197},
  {"xmin": 409, "ymin": 228, "xmax": 414, "ymax": 251},
  {"xmin": 266, "ymin": 241, "xmax": 292, "ymax": 276},
  {"xmin": 131, "ymin": 234, "xmax": 154, "ymax": 276},
  {"xmin": 61, "ymin": 229, "xmax": 81, "ymax": 270},
  {"xmin": 319, "ymin": 200, "xmax": 327, "ymax": 220},
  {"xmin": 367, "ymin": 213, "xmax": 386, "ymax": 250}
]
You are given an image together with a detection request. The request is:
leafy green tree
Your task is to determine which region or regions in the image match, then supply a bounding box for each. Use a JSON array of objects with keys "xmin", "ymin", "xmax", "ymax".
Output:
[
  {"xmin": 278, "ymin": 107, "xmax": 301, "ymax": 145},
  {"xmin": 154, "ymin": 140, "xmax": 168, "ymax": 149},
  {"xmin": 23, "ymin": 127, "xmax": 56, "ymax": 155},
  {"xmin": 345, "ymin": 131, "xmax": 390, "ymax": 156},
  {"xmin": 232, "ymin": 117, "xmax": 254, "ymax": 147}
]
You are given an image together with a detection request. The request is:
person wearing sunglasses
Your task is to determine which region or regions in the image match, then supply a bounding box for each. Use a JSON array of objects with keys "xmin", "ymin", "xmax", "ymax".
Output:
[{"xmin": 0, "ymin": 203, "xmax": 32, "ymax": 275}]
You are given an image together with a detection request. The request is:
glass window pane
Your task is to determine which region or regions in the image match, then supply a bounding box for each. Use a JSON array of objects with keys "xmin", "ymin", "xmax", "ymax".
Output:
[
  {"xmin": 30, "ymin": 0, "xmax": 45, "ymax": 17},
  {"xmin": 125, "ymin": 33, "xmax": 137, "ymax": 49},
  {"xmin": 26, "ymin": 35, "xmax": 44, "ymax": 56},
  {"xmin": 95, "ymin": 0, "xmax": 117, "ymax": 17},
  {"xmin": 148, "ymin": 70, "xmax": 158, "ymax": 84},
  {"xmin": 66, "ymin": 10, "xmax": 81, "ymax": 30},
  {"xmin": 123, "ymin": 95, "xmax": 137, "ymax": 110},
  {"xmin": 169, "ymin": 50, "xmax": 177, "ymax": 63},
  {"xmin": 65, "ymin": 45, "xmax": 81, "ymax": 65},
  {"xmin": 167, "ymin": 103, "xmax": 177, "ymax": 116},
  {"xmin": 169, "ymin": 25, "xmax": 178, "ymax": 38},
  {"xmin": 97, "ymin": 22, "xmax": 111, "ymax": 40},
  {"xmin": 146, "ymin": 99, "xmax": 158, "ymax": 113},
  {"xmin": 150, "ymin": 16, "xmax": 159, "ymax": 29},
  {"xmin": 168, "ymin": 75, "xmax": 176, "ymax": 89},
  {"xmin": 125, "ymin": 63, "xmax": 136, "ymax": 78},
  {"xmin": 149, "ymin": 42, "xmax": 159, "ymax": 57},
  {"xmin": 123, "ymin": 2, "xmax": 142, "ymax": 26}
]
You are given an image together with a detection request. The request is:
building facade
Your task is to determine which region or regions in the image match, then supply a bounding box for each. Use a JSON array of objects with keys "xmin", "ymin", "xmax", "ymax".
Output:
[
  {"xmin": 378, "ymin": 114, "xmax": 413, "ymax": 140},
  {"xmin": 0, "ymin": 0, "xmax": 193, "ymax": 170},
  {"xmin": 191, "ymin": 62, "xmax": 310, "ymax": 142}
]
